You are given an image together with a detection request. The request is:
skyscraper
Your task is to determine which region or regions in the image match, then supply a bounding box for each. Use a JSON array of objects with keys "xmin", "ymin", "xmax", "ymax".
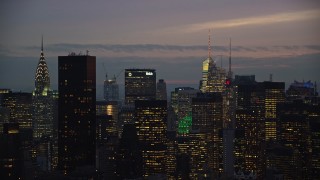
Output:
[
  {"xmin": 192, "ymin": 92, "xmax": 223, "ymax": 177},
  {"xmin": 96, "ymin": 100, "xmax": 119, "ymax": 136},
  {"xmin": 33, "ymin": 37, "xmax": 54, "ymax": 139},
  {"xmin": 135, "ymin": 100, "xmax": 167, "ymax": 178},
  {"xmin": 0, "ymin": 123, "xmax": 23, "ymax": 179},
  {"xmin": 58, "ymin": 54, "xmax": 96, "ymax": 176},
  {"xmin": 125, "ymin": 69, "xmax": 156, "ymax": 105},
  {"xmin": 170, "ymin": 87, "xmax": 199, "ymax": 133},
  {"xmin": 2, "ymin": 92, "xmax": 33, "ymax": 130},
  {"xmin": 233, "ymin": 75, "xmax": 266, "ymax": 179},
  {"xmin": 200, "ymin": 31, "xmax": 226, "ymax": 93},
  {"xmin": 116, "ymin": 124, "xmax": 143, "ymax": 179},
  {"xmin": 263, "ymin": 81, "xmax": 285, "ymax": 141},
  {"xmin": 103, "ymin": 74, "xmax": 119, "ymax": 102},
  {"xmin": 276, "ymin": 100, "xmax": 313, "ymax": 179}
]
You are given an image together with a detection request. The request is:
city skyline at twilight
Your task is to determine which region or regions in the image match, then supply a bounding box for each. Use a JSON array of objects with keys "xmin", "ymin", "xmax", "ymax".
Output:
[{"xmin": 1, "ymin": 0, "xmax": 320, "ymax": 96}]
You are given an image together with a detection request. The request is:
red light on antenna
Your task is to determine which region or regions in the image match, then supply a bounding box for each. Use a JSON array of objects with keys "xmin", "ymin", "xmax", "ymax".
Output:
[{"xmin": 225, "ymin": 79, "xmax": 231, "ymax": 86}]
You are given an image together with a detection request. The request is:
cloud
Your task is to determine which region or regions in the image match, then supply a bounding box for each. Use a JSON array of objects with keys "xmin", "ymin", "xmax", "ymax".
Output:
[
  {"xmin": 1, "ymin": 43, "xmax": 320, "ymax": 60},
  {"xmin": 164, "ymin": 9, "xmax": 320, "ymax": 33}
]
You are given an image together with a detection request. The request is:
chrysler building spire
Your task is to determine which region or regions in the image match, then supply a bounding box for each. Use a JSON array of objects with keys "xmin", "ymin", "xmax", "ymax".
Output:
[{"xmin": 34, "ymin": 36, "xmax": 50, "ymax": 95}]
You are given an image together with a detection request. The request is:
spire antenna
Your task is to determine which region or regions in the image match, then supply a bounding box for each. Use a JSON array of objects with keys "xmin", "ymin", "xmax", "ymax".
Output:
[
  {"xmin": 208, "ymin": 29, "xmax": 212, "ymax": 58},
  {"xmin": 228, "ymin": 38, "xmax": 232, "ymax": 79},
  {"xmin": 229, "ymin": 38, "xmax": 231, "ymax": 73},
  {"xmin": 41, "ymin": 35, "xmax": 44, "ymax": 52}
]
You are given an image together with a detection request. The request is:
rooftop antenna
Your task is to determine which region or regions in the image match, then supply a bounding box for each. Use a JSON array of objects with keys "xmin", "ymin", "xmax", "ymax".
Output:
[
  {"xmin": 229, "ymin": 38, "xmax": 231, "ymax": 76},
  {"xmin": 226, "ymin": 38, "xmax": 233, "ymax": 79},
  {"xmin": 102, "ymin": 63, "xmax": 107, "ymax": 79},
  {"xmin": 269, "ymin": 74, "xmax": 273, "ymax": 82},
  {"xmin": 41, "ymin": 35, "xmax": 44, "ymax": 52}
]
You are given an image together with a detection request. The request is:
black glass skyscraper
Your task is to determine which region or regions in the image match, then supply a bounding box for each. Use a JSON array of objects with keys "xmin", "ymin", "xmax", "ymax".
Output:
[
  {"xmin": 58, "ymin": 54, "xmax": 96, "ymax": 176},
  {"xmin": 125, "ymin": 69, "xmax": 156, "ymax": 105}
]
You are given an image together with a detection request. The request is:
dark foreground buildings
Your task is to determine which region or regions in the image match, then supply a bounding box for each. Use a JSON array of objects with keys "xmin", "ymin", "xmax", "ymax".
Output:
[{"xmin": 57, "ymin": 54, "xmax": 96, "ymax": 177}]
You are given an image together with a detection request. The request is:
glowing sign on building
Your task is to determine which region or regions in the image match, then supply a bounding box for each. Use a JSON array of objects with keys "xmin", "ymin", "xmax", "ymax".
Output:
[
  {"xmin": 178, "ymin": 114, "xmax": 192, "ymax": 134},
  {"xmin": 146, "ymin": 72, "xmax": 153, "ymax": 76}
]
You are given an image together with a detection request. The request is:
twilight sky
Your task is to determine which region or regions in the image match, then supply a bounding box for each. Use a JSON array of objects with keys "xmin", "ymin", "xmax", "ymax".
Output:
[{"xmin": 1, "ymin": 0, "xmax": 320, "ymax": 98}]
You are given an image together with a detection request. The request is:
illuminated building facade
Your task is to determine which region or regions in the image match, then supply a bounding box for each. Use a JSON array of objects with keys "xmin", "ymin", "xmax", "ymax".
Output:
[
  {"xmin": 125, "ymin": 69, "xmax": 156, "ymax": 105},
  {"xmin": 135, "ymin": 100, "xmax": 167, "ymax": 178},
  {"xmin": 176, "ymin": 132, "xmax": 209, "ymax": 179},
  {"xmin": 58, "ymin": 55, "xmax": 96, "ymax": 176},
  {"xmin": 156, "ymin": 79, "xmax": 167, "ymax": 101},
  {"xmin": 33, "ymin": 37, "xmax": 54, "ymax": 139},
  {"xmin": 165, "ymin": 131, "xmax": 177, "ymax": 179},
  {"xmin": 234, "ymin": 75, "xmax": 266, "ymax": 179},
  {"xmin": 103, "ymin": 74, "xmax": 119, "ymax": 101},
  {"xmin": 96, "ymin": 100, "xmax": 119, "ymax": 136},
  {"xmin": 235, "ymin": 110, "xmax": 263, "ymax": 178},
  {"xmin": 192, "ymin": 92, "xmax": 223, "ymax": 177},
  {"xmin": 2, "ymin": 92, "xmax": 33, "ymax": 130},
  {"xmin": 170, "ymin": 87, "xmax": 199, "ymax": 133},
  {"xmin": 263, "ymin": 81, "xmax": 285, "ymax": 141}
]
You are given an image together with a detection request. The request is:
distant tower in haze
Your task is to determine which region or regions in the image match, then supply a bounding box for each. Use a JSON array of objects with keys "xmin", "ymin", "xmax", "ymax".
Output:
[
  {"xmin": 33, "ymin": 36, "xmax": 54, "ymax": 139},
  {"xmin": 104, "ymin": 73, "xmax": 119, "ymax": 101},
  {"xmin": 156, "ymin": 79, "xmax": 167, "ymax": 101}
]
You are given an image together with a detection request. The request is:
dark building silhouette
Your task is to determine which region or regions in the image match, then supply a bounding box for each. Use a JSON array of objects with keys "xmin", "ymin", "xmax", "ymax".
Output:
[
  {"xmin": 276, "ymin": 100, "xmax": 313, "ymax": 179},
  {"xmin": 286, "ymin": 80, "xmax": 317, "ymax": 101},
  {"xmin": 116, "ymin": 124, "xmax": 143, "ymax": 179},
  {"xmin": 0, "ymin": 123, "xmax": 23, "ymax": 180},
  {"xmin": 96, "ymin": 104, "xmax": 118, "ymax": 179},
  {"xmin": 309, "ymin": 104, "xmax": 320, "ymax": 179},
  {"xmin": 118, "ymin": 105, "xmax": 135, "ymax": 137},
  {"xmin": 156, "ymin": 79, "xmax": 167, "ymax": 101},
  {"xmin": 58, "ymin": 54, "xmax": 96, "ymax": 176},
  {"xmin": 125, "ymin": 69, "xmax": 156, "ymax": 105}
]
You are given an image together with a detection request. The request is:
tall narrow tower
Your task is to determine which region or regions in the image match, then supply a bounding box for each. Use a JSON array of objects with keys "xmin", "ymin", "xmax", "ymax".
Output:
[
  {"xmin": 58, "ymin": 54, "xmax": 96, "ymax": 176},
  {"xmin": 33, "ymin": 36, "xmax": 53, "ymax": 139},
  {"xmin": 200, "ymin": 30, "xmax": 214, "ymax": 92},
  {"xmin": 104, "ymin": 73, "xmax": 119, "ymax": 101},
  {"xmin": 200, "ymin": 30, "xmax": 226, "ymax": 93}
]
